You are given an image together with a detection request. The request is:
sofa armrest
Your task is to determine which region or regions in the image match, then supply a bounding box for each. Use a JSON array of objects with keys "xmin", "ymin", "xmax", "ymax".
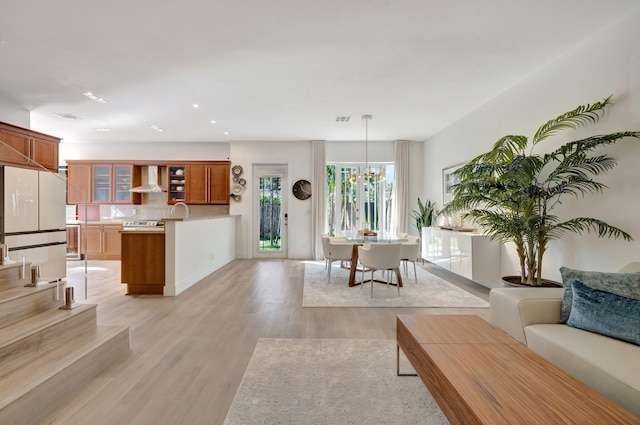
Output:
[{"xmin": 489, "ymin": 287, "xmax": 565, "ymax": 344}]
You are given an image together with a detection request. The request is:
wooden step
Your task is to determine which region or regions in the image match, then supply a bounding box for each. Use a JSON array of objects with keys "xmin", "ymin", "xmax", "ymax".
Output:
[
  {"xmin": 0, "ymin": 325, "xmax": 130, "ymax": 425},
  {"xmin": 0, "ymin": 304, "xmax": 97, "ymax": 379},
  {"xmin": 0, "ymin": 283, "xmax": 64, "ymax": 329},
  {"xmin": 0, "ymin": 263, "xmax": 30, "ymax": 292}
]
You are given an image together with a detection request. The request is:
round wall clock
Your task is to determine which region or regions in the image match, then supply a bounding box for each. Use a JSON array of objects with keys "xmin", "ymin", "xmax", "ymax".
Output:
[{"xmin": 292, "ymin": 179, "xmax": 311, "ymax": 200}]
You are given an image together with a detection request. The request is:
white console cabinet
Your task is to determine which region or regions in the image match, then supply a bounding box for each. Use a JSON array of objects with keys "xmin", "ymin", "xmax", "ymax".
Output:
[{"xmin": 421, "ymin": 227, "xmax": 500, "ymax": 282}]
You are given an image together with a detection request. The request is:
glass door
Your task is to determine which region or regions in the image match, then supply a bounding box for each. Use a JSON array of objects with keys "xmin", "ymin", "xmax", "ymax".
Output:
[
  {"xmin": 327, "ymin": 164, "xmax": 394, "ymax": 236},
  {"xmin": 253, "ymin": 164, "xmax": 288, "ymax": 258},
  {"xmin": 113, "ymin": 165, "xmax": 133, "ymax": 202},
  {"xmin": 92, "ymin": 165, "xmax": 112, "ymax": 202}
]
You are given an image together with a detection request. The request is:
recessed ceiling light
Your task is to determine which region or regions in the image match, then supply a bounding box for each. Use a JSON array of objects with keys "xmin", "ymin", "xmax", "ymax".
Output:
[
  {"xmin": 192, "ymin": 104, "xmax": 199, "ymax": 108},
  {"xmin": 335, "ymin": 116, "xmax": 351, "ymax": 122},
  {"xmin": 150, "ymin": 125, "xmax": 165, "ymax": 132},
  {"xmin": 210, "ymin": 120, "xmax": 216, "ymax": 124},
  {"xmin": 224, "ymin": 131, "xmax": 229, "ymax": 135},
  {"xmin": 83, "ymin": 92, "xmax": 107, "ymax": 103},
  {"xmin": 52, "ymin": 113, "xmax": 80, "ymax": 120},
  {"xmin": 95, "ymin": 128, "xmax": 112, "ymax": 132}
]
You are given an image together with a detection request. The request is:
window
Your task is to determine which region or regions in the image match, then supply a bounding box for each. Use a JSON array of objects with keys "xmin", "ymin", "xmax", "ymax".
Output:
[{"xmin": 326, "ymin": 163, "xmax": 394, "ymax": 236}]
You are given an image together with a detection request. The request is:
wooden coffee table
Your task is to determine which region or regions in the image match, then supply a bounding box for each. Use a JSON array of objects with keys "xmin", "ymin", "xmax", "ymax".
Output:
[{"xmin": 397, "ymin": 314, "xmax": 639, "ymax": 425}]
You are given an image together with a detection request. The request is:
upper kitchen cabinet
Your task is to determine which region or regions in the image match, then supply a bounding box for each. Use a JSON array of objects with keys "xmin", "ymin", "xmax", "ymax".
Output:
[
  {"xmin": 66, "ymin": 161, "xmax": 141, "ymax": 205},
  {"xmin": 0, "ymin": 121, "xmax": 60, "ymax": 172},
  {"xmin": 170, "ymin": 162, "xmax": 229, "ymax": 205},
  {"xmin": 66, "ymin": 162, "xmax": 92, "ymax": 204},
  {"xmin": 167, "ymin": 165, "xmax": 187, "ymax": 203},
  {"xmin": 93, "ymin": 164, "xmax": 141, "ymax": 204}
]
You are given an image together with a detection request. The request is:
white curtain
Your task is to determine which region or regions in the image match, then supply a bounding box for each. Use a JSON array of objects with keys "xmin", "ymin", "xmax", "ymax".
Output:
[
  {"xmin": 390, "ymin": 140, "xmax": 409, "ymax": 235},
  {"xmin": 311, "ymin": 140, "xmax": 327, "ymax": 260}
]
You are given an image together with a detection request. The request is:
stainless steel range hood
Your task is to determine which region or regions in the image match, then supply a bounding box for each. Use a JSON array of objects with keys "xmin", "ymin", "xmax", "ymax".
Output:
[{"xmin": 130, "ymin": 165, "xmax": 167, "ymax": 193}]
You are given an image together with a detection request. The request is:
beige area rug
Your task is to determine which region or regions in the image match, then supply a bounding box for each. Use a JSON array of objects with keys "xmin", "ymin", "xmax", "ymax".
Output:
[
  {"xmin": 223, "ymin": 338, "xmax": 449, "ymax": 425},
  {"xmin": 302, "ymin": 261, "xmax": 488, "ymax": 308}
]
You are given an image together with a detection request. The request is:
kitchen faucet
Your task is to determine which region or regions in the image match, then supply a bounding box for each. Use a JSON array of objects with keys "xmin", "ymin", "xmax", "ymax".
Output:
[{"xmin": 170, "ymin": 202, "xmax": 190, "ymax": 218}]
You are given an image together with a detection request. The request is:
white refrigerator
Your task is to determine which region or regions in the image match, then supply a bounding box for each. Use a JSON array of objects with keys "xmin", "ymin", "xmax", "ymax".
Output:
[{"xmin": 1, "ymin": 165, "xmax": 67, "ymax": 282}]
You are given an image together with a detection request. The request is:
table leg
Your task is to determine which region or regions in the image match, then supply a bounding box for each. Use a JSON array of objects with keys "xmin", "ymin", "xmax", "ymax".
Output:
[{"xmin": 348, "ymin": 244, "xmax": 359, "ymax": 287}]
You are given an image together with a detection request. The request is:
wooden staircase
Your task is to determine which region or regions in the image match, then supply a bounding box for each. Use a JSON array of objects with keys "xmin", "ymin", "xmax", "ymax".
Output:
[{"xmin": 0, "ymin": 262, "xmax": 130, "ymax": 425}]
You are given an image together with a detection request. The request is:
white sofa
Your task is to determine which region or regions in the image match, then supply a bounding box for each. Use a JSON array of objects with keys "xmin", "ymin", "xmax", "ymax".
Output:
[{"xmin": 490, "ymin": 285, "xmax": 640, "ymax": 418}]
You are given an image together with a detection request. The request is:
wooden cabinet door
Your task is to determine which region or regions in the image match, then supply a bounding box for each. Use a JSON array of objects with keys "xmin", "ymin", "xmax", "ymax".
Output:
[
  {"xmin": 31, "ymin": 137, "xmax": 58, "ymax": 172},
  {"xmin": 0, "ymin": 127, "xmax": 30, "ymax": 167},
  {"xmin": 185, "ymin": 164, "xmax": 208, "ymax": 204},
  {"xmin": 0, "ymin": 122, "xmax": 59, "ymax": 171},
  {"xmin": 82, "ymin": 224, "xmax": 103, "ymax": 258},
  {"xmin": 208, "ymin": 163, "xmax": 230, "ymax": 204},
  {"xmin": 67, "ymin": 163, "xmax": 92, "ymax": 204},
  {"xmin": 102, "ymin": 224, "xmax": 123, "ymax": 260}
]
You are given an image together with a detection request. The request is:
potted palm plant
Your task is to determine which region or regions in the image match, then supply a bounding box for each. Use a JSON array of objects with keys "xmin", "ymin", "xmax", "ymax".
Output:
[{"xmin": 442, "ymin": 96, "xmax": 639, "ymax": 286}]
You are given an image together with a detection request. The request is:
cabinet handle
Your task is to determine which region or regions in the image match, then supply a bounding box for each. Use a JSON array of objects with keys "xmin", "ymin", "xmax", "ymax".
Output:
[{"xmin": 206, "ymin": 168, "xmax": 210, "ymax": 201}]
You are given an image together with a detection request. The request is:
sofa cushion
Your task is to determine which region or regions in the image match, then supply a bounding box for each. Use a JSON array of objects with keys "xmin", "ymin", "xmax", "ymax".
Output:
[
  {"xmin": 558, "ymin": 267, "xmax": 640, "ymax": 323},
  {"xmin": 567, "ymin": 279, "xmax": 640, "ymax": 346},
  {"xmin": 525, "ymin": 324, "xmax": 640, "ymax": 418}
]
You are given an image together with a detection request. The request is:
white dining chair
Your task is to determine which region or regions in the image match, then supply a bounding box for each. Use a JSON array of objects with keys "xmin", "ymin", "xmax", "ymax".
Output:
[
  {"xmin": 400, "ymin": 235, "xmax": 420, "ymax": 284},
  {"xmin": 357, "ymin": 243, "xmax": 402, "ymax": 297},
  {"xmin": 321, "ymin": 236, "xmax": 353, "ymax": 283}
]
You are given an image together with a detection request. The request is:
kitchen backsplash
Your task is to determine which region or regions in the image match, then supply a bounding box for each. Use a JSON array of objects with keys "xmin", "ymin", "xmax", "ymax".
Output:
[{"xmin": 73, "ymin": 192, "xmax": 229, "ymax": 222}]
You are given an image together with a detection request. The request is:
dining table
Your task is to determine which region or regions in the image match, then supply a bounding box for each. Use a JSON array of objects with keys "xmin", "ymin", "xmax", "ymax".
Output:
[{"xmin": 336, "ymin": 235, "xmax": 408, "ymax": 287}]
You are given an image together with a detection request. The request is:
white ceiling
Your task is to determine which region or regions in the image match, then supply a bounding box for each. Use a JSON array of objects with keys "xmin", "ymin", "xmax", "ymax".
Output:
[{"xmin": 0, "ymin": 0, "xmax": 638, "ymax": 144}]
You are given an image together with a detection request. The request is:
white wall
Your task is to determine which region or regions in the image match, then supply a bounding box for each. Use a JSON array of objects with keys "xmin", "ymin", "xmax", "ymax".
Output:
[
  {"xmin": 60, "ymin": 142, "xmax": 230, "ymax": 163},
  {"xmin": 230, "ymin": 141, "xmax": 312, "ymax": 259},
  {"xmin": 423, "ymin": 9, "xmax": 640, "ymax": 280}
]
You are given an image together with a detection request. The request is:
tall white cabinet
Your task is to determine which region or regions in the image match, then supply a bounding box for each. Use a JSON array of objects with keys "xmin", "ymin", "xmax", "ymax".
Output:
[{"xmin": 422, "ymin": 227, "xmax": 500, "ymax": 283}]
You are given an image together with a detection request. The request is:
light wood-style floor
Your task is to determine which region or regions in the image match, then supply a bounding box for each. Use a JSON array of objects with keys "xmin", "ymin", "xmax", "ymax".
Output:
[{"xmin": 42, "ymin": 259, "xmax": 490, "ymax": 425}]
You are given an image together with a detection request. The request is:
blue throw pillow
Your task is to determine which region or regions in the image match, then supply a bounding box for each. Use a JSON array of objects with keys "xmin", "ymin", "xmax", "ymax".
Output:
[
  {"xmin": 558, "ymin": 267, "xmax": 640, "ymax": 324},
  {"xmin": 567, "ymin": 279, "xmax": 640, "ymax": 346}
]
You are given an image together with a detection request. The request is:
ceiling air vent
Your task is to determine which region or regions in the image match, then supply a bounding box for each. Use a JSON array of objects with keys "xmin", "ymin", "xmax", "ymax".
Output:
[
  {"xmin": 335, "ymin": 116, "xmax": 351, "ymax": 123},
  {"xmin": 52, "ymin": 113, "xmax": 80, "ymax": 120}
]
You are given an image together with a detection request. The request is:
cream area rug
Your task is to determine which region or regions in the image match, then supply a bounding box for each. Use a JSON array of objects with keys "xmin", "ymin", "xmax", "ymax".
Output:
[
  {"xmin": 302, "ymin": 261, "xmax": 488, "ymax": 308},
  {"xmin": 223, "ymin": 338, "xmax": 449, "ymax": 425}
]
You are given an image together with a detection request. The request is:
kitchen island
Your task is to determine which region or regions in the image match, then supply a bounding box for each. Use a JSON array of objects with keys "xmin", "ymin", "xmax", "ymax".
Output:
[{"xmin": 120, "ymin": 215, "xmax": 237, "ymax": 296}]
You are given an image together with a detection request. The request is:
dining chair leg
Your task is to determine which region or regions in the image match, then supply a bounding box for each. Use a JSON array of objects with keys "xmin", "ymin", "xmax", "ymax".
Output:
[
  {"xmin": 328, "ymin": 260, "xmax": 332, "ymax": 284},
  {"xmin": 412, "ymin": 260, "xmax": 417, "ymax": 284},
  {"xmin": 361, "ymin": 268, "xmax": 365, "ymax": 290},
  {"xmin": 370, "ymin": 270, "xmax": 374, "ymax": 297},
  {"xmin": 397, "ymin": 268, "xmax": 401, "ymax": 296}
]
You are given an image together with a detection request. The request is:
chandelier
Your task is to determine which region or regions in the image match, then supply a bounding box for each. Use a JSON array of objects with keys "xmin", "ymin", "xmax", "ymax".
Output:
[{"xmin": 349, "ymin": 114, "xmax": 385, "ymax": 183}]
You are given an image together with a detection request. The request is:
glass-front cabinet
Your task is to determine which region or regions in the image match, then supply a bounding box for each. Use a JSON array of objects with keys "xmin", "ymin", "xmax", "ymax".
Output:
[
  {"xmin": 93, "ymin": 165, "xmax": 112, "ymax": 202},
  {"xmin": 89, "ymin": 163, "xmax": 141, "ymax": 204},
  {"xmin": 114, "ymin": 165, "xmax": 134, "ymax": 202}
]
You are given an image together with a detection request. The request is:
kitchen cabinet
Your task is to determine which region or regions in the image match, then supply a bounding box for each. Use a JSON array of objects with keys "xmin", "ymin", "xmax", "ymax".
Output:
[
  {"xmin": 66, "ymin": 163, "xmax": 92, "ymax": 204},
  {"xmin": 167, "ymin": 162, "xmax": 229, "ymax": 205},
  {"xmin": 121, "ymin": 231, "xmax": 165, "ymax": 295},
  {"xmin": 66, "ymin": 161, "xmax": 141, "ymax": 205},
  {"xmin": 93, "ymin": 164, "xmax": 141, "ymax": 204},
  {"xmin": 81, "ymin": 223, "xmax": 123, "ymax": 260},
  {"xmin": 0, "ymin": 121, "xmax": 60, "ymax": 172},
  {"xmin": 167, "ymin": 165, "xmax": 187, "ymax": 203}
]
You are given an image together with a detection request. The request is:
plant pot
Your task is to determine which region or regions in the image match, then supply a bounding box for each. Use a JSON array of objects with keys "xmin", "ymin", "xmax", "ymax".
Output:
[{"xmin": 501, "ymin": 275, "xmax": 562, "ymax": 288}]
